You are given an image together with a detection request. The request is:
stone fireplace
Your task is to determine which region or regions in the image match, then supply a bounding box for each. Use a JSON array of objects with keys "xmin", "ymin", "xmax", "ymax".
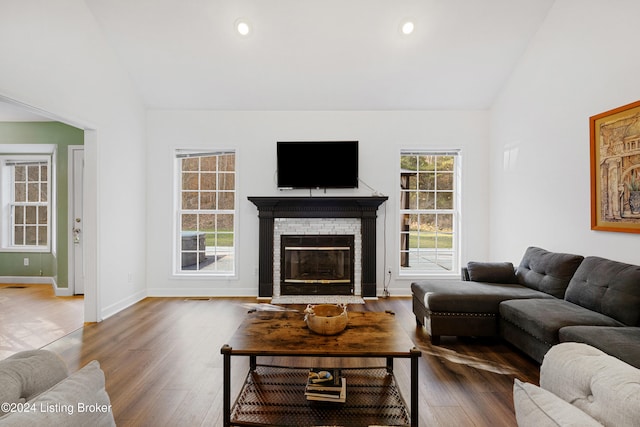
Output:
[{"xmin": 248, "ymin": 196, "xmax": 388, "ymax": 298}]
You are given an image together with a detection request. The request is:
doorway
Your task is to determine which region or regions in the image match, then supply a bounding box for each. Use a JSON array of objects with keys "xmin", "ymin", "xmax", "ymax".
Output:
[{"xmin": 0, "ymin": 96, "xmax": 98, "ymax": 323}]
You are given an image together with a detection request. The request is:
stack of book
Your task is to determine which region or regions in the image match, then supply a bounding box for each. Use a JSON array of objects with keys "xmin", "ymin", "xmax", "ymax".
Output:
[{"xmin": 305, "ymin": 368, "xmax": 346, "ymax": 403}]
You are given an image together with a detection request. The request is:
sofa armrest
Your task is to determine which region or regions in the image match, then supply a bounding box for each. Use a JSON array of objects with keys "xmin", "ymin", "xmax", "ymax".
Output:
[
  {"xmin": 0, "ymin": 350, "xmax": 69, "ymax": 415},
  {"xmin": 513, "ymin": 379, "xmax": 603, "ymax": 427},
  {"xmin": 0, "ymin": 360, "xmax": 115, "ymax": 427},
  {"xmin": 540, "ymin": 342, "xmax": 640, "ymax": 427}
]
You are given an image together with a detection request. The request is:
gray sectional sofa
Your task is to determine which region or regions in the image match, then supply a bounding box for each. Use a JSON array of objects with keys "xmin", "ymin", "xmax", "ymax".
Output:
[{"xmin": 411, "ymin": 246, "xmax": 640, "ymax": 367}]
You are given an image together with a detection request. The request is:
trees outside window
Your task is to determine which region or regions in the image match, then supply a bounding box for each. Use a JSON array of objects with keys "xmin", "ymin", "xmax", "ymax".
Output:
[
  {"xmin": 400, "ymin": 151, "xmax": 460, "ymax": 275},
  {"xmin": 175, "ymin": 150, "xmax": 235, "ymax": 275}
]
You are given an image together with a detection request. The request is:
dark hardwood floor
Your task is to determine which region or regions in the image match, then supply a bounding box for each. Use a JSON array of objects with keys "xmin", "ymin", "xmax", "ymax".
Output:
[{"xmin": 35, "ymin": 296, "xmax": 539, "ymax": 427}]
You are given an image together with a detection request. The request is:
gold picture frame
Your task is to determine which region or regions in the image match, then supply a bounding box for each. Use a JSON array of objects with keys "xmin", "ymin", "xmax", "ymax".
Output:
[{"xmin": 590, "ymin": 99, "xmax": 640, "ymax": 233}]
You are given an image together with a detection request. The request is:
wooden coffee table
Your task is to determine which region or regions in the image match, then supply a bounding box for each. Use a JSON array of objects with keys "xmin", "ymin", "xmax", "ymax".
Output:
[{"xmin": 221, "ymin": 310, "xmax": 421, "ymax": 426}]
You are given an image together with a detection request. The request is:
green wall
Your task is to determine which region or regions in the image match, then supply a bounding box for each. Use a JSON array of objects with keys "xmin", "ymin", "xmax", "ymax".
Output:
[{"xmin": 0, "ymin": 122, "xmax": 84, "ymax": 288}]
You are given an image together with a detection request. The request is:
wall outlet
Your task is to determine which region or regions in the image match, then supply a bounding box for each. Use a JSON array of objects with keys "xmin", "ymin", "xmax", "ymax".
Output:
[{"xmin": 23, "ymin": 258, "xmax": 29, "ymax": 266}]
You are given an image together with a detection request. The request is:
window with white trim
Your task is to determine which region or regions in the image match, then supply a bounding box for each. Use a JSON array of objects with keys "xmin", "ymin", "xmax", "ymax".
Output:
[
  {"xmin": 175, "ymin": 150, "xmax": 236, "ymax": 275},
  {"xmin": 0, "ymin": 155, "xmax": 52, "ymax": 251},
  {"xmin": 399, "ymin": 150, "xmax": 460, "ymax": 275}
]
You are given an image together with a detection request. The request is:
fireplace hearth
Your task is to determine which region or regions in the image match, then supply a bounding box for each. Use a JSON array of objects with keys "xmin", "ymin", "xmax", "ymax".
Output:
[{"xmin": 281, "ymin": 235, "xmax": 354, "ymax": 295}]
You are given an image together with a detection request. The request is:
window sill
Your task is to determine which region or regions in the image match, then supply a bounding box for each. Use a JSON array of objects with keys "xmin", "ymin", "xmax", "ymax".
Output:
[
  {"xmin": 173, "ymin": 271, "xmax": 238, "ymax": 279},
  {"xmin": 398, "ymin": 271, "xmax": 459, "ymax": 280},
  {"xmin": 0, "ymin": 247, "xmax": 50, "ymax": 253}
]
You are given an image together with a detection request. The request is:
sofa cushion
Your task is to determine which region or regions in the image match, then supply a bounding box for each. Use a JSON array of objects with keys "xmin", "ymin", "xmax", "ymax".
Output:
[
  {"xmin": 0, "ymin": 360, "xmax": 115, "ymax": 427},
  {"xmin": 0, "ymin": 350, "xmax": 69, "ymax": 415},
  {"xmin": 515, "ymin": 247, "xmax": 584, "ymax": 298},
  {"xmin": 411, "ymin": 279, "xmax": 553, "ymax": 314},
  {"xmin": 564, "ymin": 256, "xmax": 640, "ymax": 326},
  {"xmin": 499, "ymin": 299, "xmax": 624, "ymax": 346},
  {"xmin": 466, "ymin": 262, "xmax": 517, "ymax": 283},
  {"xmin": 559, "ymin": 326, "xmax": 640, "ymax": 369},
  {"xmin": 513, "ymin": 379, "xmax": 603, "ymax": 427}
]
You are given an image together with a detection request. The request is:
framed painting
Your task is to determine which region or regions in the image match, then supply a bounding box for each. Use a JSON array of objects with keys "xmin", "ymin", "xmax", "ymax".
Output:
[{"xmin": 590, "ymin": 99, "xmax": 640, "ymax": 233}]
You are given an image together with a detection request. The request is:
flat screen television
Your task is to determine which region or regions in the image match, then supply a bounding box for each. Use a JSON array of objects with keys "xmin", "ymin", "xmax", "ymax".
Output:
[{"xmin": 277, "ymin": 141, "xmax": 359, "ymax": 189}]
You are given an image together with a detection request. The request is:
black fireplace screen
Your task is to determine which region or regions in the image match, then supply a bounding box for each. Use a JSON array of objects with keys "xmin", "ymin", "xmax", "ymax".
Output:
[{"xmin": 281, "ymin": 235, "xmax": 354, "ymax": 285}]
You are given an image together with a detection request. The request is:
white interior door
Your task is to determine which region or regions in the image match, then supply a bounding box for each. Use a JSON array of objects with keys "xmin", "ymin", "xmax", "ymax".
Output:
[{"xmin": 70, "ymin": 146, "xmax": 84, "ymax": 295}]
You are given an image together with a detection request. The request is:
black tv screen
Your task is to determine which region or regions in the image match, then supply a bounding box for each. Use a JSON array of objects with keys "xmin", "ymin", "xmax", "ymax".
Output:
[{"xmin": 277, "ymin": 141, "xmax": 359, "ymax": 189}]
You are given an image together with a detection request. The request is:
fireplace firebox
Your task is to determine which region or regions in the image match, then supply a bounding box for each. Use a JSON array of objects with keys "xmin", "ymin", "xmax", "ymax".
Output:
[{"xmin": 281, "ymin": 235, "xmax": 354, "ymax": 295}]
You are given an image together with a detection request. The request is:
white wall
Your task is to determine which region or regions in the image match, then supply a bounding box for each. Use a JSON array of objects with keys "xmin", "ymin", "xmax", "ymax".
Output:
[
  {"xmin": 146, "ymin": 110, "xmax": 490, "ymax": 296},
  {"xmin": 490, "ymin": 0, "xmax": 640, "ymax": 264},
  {"xmin": 0, "ymin": 0, "xmax": 147, "ymax": 319}
]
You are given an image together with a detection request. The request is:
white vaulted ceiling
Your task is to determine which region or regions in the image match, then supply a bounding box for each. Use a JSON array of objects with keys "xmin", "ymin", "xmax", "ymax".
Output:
[
  {"xmin": 84, "ymin": 0, "xmax": 557, "ymax": 110},
  {"xmin": 8, "ymin": 0, "xmax": 558, "ymax": 114}
]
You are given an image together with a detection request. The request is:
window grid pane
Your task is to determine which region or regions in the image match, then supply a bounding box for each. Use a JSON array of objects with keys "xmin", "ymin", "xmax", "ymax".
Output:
[
  {"xmin": 10, "ymin": 161, "xmax": 49, "ymax": 248},
  {"xmin": 400, "ymin": 152, "xmax": 458, "ymax": 274},
  {"xmin": 177, "ymin": 152, "xmax": 236, "ymax": 274}
]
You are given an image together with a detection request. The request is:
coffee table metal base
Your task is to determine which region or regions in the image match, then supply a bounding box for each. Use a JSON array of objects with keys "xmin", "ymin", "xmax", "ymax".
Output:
[{"xmin": 230, "ymin": 365, "xmax": 411, "ymax": 427}]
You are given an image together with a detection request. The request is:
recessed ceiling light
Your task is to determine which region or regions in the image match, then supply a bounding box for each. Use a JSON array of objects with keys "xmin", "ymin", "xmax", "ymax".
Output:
[
  {"xmin": 400, "ymin": 20, "xmax": 415, "ymax": 35},
  {"xmin": 235, "ymin": 19, "xmax": 251, "ymax": 36}
]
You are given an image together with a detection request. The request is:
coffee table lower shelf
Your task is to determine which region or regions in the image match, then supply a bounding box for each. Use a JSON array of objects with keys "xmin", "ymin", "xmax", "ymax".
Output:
[{"xmin": 230, "ymin": 365, "xmax": 411, "ymax": 427}]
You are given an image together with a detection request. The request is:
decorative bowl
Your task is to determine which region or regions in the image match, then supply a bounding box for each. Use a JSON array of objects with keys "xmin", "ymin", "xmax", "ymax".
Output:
[{"xmin": 304, "ymin": 304, "xmax": 348, "ymax": 335}]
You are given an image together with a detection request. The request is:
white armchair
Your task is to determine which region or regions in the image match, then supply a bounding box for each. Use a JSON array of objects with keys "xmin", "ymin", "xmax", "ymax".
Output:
[{"xmin": 513, "ymin": 342, "xmax": 640, "ymax": 427}]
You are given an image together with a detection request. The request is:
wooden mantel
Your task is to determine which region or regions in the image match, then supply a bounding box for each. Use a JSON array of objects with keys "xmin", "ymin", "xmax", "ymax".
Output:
[{"xmin": 248, "ymin": 196, "xmax": 388, "ymax": 298}]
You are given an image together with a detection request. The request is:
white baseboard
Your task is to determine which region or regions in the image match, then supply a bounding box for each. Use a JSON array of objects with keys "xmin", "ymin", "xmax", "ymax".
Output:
[
  {"xmin": 101, "ymin": 289, "xmax": 147, "ymax": 320},
  {"xmin": 53, "ymin": 286, "xmax": 73, "ymax": 296},
  {"xmin": 146, "ymin": 287, "xmax": 257, "ymax": 297},
  {"xmin": 0, "ymin": 276, "xmax": 76, "ymax": 296},
  {"xmin": 0, "ymin": 276, "xmax": 53, "ymax": 285}
]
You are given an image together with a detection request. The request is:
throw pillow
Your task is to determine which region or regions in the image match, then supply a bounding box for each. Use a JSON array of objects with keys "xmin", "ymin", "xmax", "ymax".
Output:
[{"xmin": 466, "ymin": 262, "xmax": 517, "ymax": 283}]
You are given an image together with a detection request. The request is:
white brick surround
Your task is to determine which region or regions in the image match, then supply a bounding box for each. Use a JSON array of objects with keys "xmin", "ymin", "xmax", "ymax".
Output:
[{"xmin": 273, "ymin": 218, "xmax": 362, "ymax": 297}]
